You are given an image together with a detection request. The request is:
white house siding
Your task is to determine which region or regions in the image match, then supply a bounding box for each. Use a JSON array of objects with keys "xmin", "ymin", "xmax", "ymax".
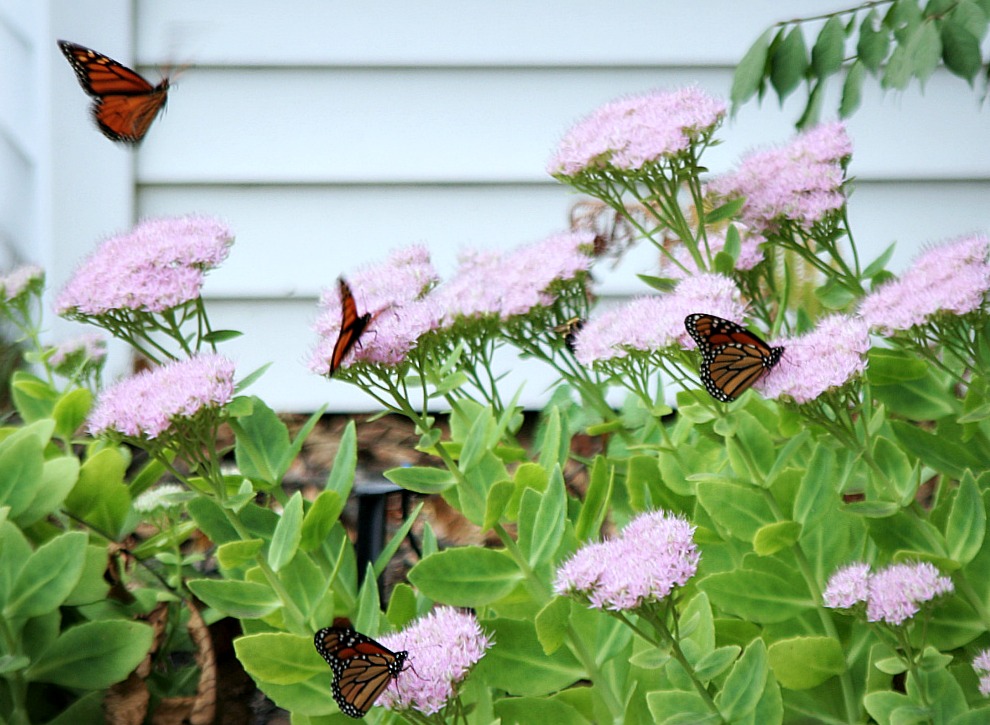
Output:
[{"xmin": 7, "ymin": 0, "xmax": 990, "ymax": 411}]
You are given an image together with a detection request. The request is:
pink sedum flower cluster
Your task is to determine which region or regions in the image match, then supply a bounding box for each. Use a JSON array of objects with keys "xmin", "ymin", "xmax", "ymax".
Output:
[
  {"xmin": 757, "ymin": 314, "xmax": 870, "ymax": 404},
  {"xmin": 859, "ymin": 234, "xmax": 990, "ymax": 334},
  {"xmin": 973, "ymin": 650, "xmax": 990, "ymax": 697},
  {"xmin": 823, "ymin": 561, "xmax": 953, "ymax": 626},
  {"xmin": 436, "ymin": 231, "xmax": 594, "ymax": 324},
  {"xmin": 309, "ymin": 246, "xmax": 441, "ymax": 373},
  {"xmin": 377, "ymin": 607, "xmax": 492, "ymax": 715},
  {"xmin": 554, "ymin": 510, "xmax": 699, "ymax": 611},
  {"xmin": 88, "ymin": 354, "xmax": 235, "ymax": 439},
  {"xmin": 573, "ymin": 274, "xmax": 745, "ymax": 365},
  {"xmin": 56, "ymin": 215, "xmax": 233, "ymax": 316},
  {"xmin": 708, "ymin": 122, "xmax": 852, "ymax": 232},
  {"xmin": 548, "ymin": 87, "xmax": 726, "ymax": 176},
  {"xmin": 49, "ymin": 332, "xmax": 107, "ymax": 368},
  {"xmin": 0, "ymin": 265, "xmax": 45, "ymax": 303}
]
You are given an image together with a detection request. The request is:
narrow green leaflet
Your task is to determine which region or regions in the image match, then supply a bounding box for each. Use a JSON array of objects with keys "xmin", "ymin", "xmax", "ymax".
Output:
[
  {"xmin": 716, "ymin": 639, "xmax": 769, "ymax": 722},
  {"xmin": 731, "ymin": 29, "xmax": 772, "ymax": 107},
  {"xmin": 771, "ymin": 26, "xmax": 809, "ymax": 100},
  {"xmin": 269, "ymin": 491, "xmax": 304, "ymax": 572},
  {"xmin": 946, "ymin": 473, "xmax": 985, "ymax": 565},
  {"xmin": 812, "ymin": 15, "xmax": 845, "ymax": 78}
]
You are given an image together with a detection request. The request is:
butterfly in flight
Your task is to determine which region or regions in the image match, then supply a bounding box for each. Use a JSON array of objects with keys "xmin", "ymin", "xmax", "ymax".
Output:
[
  {"xmin": 684, "ymin": 313, "xmax": 784, "ymax": 402},
  {"xmin": 328, "ymin": 278, "xmax": 372, "ymax": 376},
  {"xmin": 58, "ymin": 40, "xmax": 171, "ymax": 144},
  {"xmin": 314, "ymin": 618, "xmax": 408, "ymax": 719}
]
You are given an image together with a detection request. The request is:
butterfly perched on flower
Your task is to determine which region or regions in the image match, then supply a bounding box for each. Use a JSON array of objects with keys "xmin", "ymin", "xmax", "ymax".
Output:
[
  {"xmin": 684, "ymin": 313, "xmax": 784, "ymax": 402},
  {"xmin": 314, "ymin": 619, "xmax": 408, "ymax": 719},
  {"xmin": 328, "ymin": 278, "xmax": 372, "ymax": 376},
  {"xmin": 58, "ymin": 40, "xmax": 171, "ymax": 144}
]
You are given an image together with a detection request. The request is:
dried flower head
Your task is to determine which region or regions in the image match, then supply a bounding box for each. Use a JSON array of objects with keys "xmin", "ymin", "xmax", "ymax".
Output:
[
  {"xmin": 56, "ymin": 215, "xmax": 233, "ymax": 317},
  {"xmin": 573, "ymin": 274, "xmax": 745, "ymax": 365},
  {"xmin": 708, "ymin": 122, "xmax": 852, "ymax": 232},
  {"xmin": 548, "ymin": 87, "xmax": 726, "ymax": 177},
  {"xmin": 377, "ymin": 607, "xmax": 492, "ymax": 715},
  {"xmin": 554, "ymin": 510, "xmax": 699, "ymax": 611},
  {"xmin": 859, "ymin": 234, "xmax": 990, "ymax": 334},
  {"xmin": 88, "ymin": 354, "xmax": 235, "ymax": 439},
  {"xmin": 757, "ymin": 314, "xmax": 870, "ymax": 404}
]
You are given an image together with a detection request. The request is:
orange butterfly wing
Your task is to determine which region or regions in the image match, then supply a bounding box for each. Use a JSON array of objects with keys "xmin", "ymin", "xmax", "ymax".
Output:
[
  {"xmin": 329, "ymin": 278, "xmax": 372, "ymax": 376},
  {"xmin": 685, "ymin": 313, "xmax": 784, "ymax": 402},
  {"xmin": 314, "ymin": 619, "xmax": 408, "ymax": 718},
  {"xmin": 58, "ymin": 40, "xmax": 169, "ymax": 144}
]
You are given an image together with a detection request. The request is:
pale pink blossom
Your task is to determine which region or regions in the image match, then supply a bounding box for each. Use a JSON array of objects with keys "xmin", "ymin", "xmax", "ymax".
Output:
[
  {"xmin": 377, "ymin": 607, "xmax": 491, "ymax": 715},
  {"xmin": 708, "ymin": 122, "xmax": 851, "ymax": 231},
  {"xmin": 859, "ymin": 234, "xmax": 990, "ymax": 334},
  {"xmin": 573, "ymin": 274, "xmax": 745, "ymax": 365},
  {"xmin": 554, "ymin": 510, "xmax": 699, "ymax": 611},
  {"xmin": 88, "ymin": 354, "xmax": 235, "ymax": 439},
  {"xmin": 56, "ymin": 215, "xmax": 233, "ymax": 316},
  {"xmin": 757, "ymin": 314, "xmax": 870, "ymax": 403},
  {"xmin": 548, "ymin": 87, "xmax": 726, "ymax": 176}
]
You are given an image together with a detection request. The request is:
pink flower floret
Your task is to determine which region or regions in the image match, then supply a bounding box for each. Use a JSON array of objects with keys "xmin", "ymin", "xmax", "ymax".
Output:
[{"xmin": 757, "ymin": 314, "xmax": 869, "ymax": 404}]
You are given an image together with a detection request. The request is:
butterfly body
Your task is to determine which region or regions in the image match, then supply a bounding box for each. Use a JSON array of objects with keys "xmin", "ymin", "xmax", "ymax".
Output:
[
  {"xmin": 685, "ymin": 313, "xmax": 783, "ymax": 402},
  {"xmin": 314, "ymin": 619, "xmax": 408, "ymax": 718},
  {"xmin": 58, "ymin": 40, "xmax": 170, "ymax": 144},
  {"xmin": 329, "ymin": 278, "xmax": 372, "ymax": 376}
]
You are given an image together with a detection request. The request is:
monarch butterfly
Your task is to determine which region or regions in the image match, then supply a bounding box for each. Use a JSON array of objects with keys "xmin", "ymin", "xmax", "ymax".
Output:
[
  {"xmin": 58, "ymin": 40, "xmax": 171, "ymax": 144},
  {"xmin": 684, "ymin": 313, "xmax": 784, "ymax": 402},
  {"xmin": 314, "ymin": 619, "xmax": 408, "ymax": 719},
  {"xmin": 329, "ymin": 278, "xmax": 372, "ymax": 376}
]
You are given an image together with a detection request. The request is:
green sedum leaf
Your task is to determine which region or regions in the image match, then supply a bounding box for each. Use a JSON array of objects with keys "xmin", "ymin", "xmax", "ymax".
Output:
[
  {"xmin": 26, "ymin": 620, "xmax": 153, "ymax": 689},
  {"xmin": 408, "ymin": 547, "xmax": 523, "ymax": 606},
  {"xmin": 767, "ymin": 636, "xmax": 845, "ymax": 689},
  {"xmin": 4, "ymin": 531, "xmax": 87, "ymax": 619}
]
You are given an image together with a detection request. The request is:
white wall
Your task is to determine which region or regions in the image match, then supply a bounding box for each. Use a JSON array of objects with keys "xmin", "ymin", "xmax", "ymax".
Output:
[{"xmin": 8, "ymin": 1, "xmax": 990, "ymax": 411}]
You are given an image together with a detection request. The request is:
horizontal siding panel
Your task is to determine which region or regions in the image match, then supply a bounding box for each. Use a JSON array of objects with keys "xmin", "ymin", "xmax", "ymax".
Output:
[
  {"xmin": 142, "ymin": 179, "xmax": 990, "ymax": 412},
  {"xmin": 134, "ymin": 66, "xmax": 989, "ymax": 184},
  {"xmin": 136, "ymin": 0, "xmax": 842, "ymax": 67},
  {"xmin": 203, "ymin": 297, "xmax": 576, "ymax": 412},
  {"xmin": 139, "ymin": 180, "xmax": 990, "ymax": 299}
]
